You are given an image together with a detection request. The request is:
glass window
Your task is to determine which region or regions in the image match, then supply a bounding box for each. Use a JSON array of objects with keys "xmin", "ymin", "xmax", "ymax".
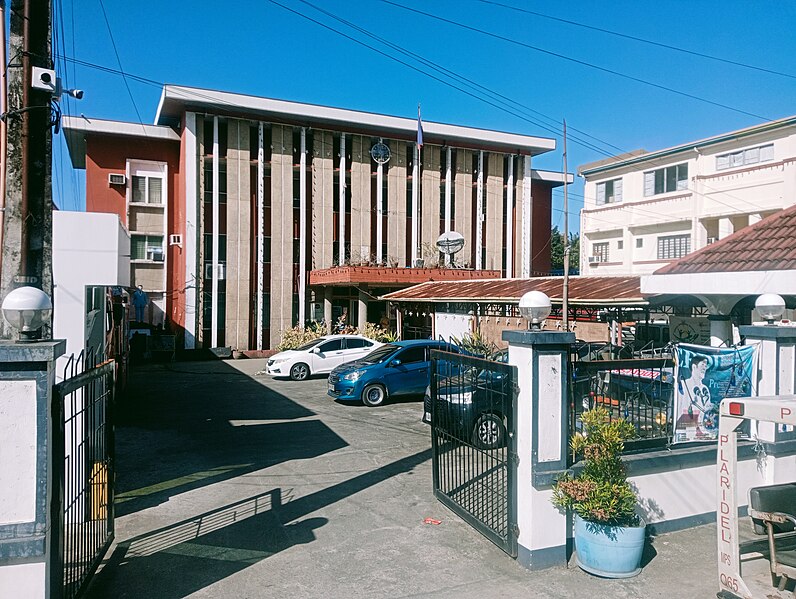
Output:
[
  {"xmin": 131, "ymin": 235, "xmax": 164, "ymax": 261},
  {"xmin": 617, "ymin": 240, "xmax": 623, "ymax": 250},
  {"xmin": 636, "ymin": 238, "xmax": 643, "ymax": 248},
  {"xmin": 397, "ymin": 346, "xmax": 426, "ymax": 364},
  {"xmin": 596, "ymin": 178, "xmax": 622, "ymax": 205},
  {"xmin": 657, "ymin": 234, "xmax": 691, "ymax": 260},
  {"xmin": 716, "ymin": 144, "xmax": 774, "ymax": 171},
  {"xmin": 362, "ymin": 344, "xmax": 400, "ymax": 363},
  {"xmin": 643, "ymin": 163, "xmax": 688, "ymax": 196},
  {"xmin": 592, "ymin": 242, "xmax": 609, "ymax": 263},
  {"xmin": 345, "ymin": 338, "xmax": 371, "ymax": 349},
  {"xmin": 131, "ymin": 174, "xmax": 164, "ymax": 204},
  {"xmin": 319, "ymin": 339, "xmax": 343, "ymax": 352}
]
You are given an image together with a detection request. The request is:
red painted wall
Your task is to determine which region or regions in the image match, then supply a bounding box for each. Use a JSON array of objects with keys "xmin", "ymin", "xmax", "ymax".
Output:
[
  {"xmin": 84, "ymin": 133, "xmax": 185, "ymax": 334},
  {"xmin": 531, "ymin": 180, "xmax": 553, "ymax": 275}
]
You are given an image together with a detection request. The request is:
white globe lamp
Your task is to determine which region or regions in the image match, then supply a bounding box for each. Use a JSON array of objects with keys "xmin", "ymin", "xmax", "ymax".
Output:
[
  {"xmin": 755, "ymin": 293, "xmax": 785, "ymax": 325},
  {"xmin": 1, "ymin": 286, "xmax": 53, "ymax": 342},
  {"xmin": 519, "ymin": 291, "xmax": 552, "ymax": 330}
]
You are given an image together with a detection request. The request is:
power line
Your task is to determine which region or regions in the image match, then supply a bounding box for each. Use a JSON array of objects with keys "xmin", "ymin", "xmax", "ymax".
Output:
[
  {"xmin": 379, "ymin": 0, "xmax": 771, "ymax": 122},
  {"xmin": 96, "ymin": 0, "xmax": 144, "ymax": 126},
  {"xmin": 295, "ymin": 0, "xmax": 623, "ymax": 158},
  {"xmin": 476, "ymin": 0, "xmax": 796, "ymax": 81}
]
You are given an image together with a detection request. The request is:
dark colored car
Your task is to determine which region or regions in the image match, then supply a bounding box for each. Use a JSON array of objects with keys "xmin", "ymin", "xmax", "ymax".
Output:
[
  {"xmin": 328, "ymin": 340, "xmax": 462, "ymax": 407},
  {"xmin": 422, "ymin": 349, "xmax": 511, "ymax": 450}
]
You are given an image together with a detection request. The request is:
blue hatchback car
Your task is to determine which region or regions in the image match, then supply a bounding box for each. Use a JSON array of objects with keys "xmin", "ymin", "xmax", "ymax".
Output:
[{"xmin": 327, "ymin": 339, "xmax": 460, "ymax": 407}]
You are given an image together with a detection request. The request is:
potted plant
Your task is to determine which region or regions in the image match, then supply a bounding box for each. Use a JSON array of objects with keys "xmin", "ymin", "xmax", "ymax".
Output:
[{"xmin": 551, "ymin": 407, "xmax": 646, "ymax": 578}]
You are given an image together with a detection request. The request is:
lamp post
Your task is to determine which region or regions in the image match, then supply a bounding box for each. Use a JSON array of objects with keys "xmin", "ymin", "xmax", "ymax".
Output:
[
  {"xmin": 519, "ymin": 290, "xmax": 552, "ymax": 330},
  {"xmin": 1, "ymin": 285, "xmax": 52, "ymax": 342}
]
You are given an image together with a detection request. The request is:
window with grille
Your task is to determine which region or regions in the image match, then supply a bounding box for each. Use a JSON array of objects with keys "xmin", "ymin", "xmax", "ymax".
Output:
[
  {"xmin": 596, "ymin": 178, "xmax": 623, "ymax": 205},
  {"xmin": 657, "ymin": 234, "xmax": 690, "ymax": 260},
  {"xmin": 592, "ymin": 242, "xmax": 609, "ymax": 262},
  {"xmin": 716, "ymin": 144, "xmax": 774, "ymax": 171},
  {"xmin": 643, "ymin": 163, "xmax": 688, "ymax": 196}
]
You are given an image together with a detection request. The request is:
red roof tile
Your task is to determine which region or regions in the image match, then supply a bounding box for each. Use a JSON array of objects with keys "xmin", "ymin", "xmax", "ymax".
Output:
[
  {"xmin": 655, "ymin": 205, "xmax": 796, "ymax": 275},
  {"xmin": 381, "ymin": 276, "xmax": 643, "ymax": 306}
]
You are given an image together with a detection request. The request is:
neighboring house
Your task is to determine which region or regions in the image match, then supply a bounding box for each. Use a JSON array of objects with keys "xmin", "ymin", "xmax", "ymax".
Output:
[
  {"xmin": 578, "ymin": 115, "xmax": 796, "ymax": 276},
  {"xmin": 52, "ymin": 211, "xmax": 130, "ymax": 380},
  {"xmin": 63, "ymin": 85, "xmax": 570, "ymax": 351}
]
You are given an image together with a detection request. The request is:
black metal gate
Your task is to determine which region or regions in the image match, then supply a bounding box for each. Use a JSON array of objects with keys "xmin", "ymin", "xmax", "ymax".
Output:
[
  {"xmin": 52, "ymin": 356, "xmax": 116, "ymax": 599},
  {"xmin": 429, "ymin": 350, "xmax": 518, "ymax": 557}
]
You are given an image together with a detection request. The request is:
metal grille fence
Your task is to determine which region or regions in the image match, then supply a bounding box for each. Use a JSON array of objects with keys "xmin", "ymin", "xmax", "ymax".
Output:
[
  {"xmin": 52, "ymin": 355, "xmax": 115, "ymax": 599},
  {"xmin": 429, "ymin": 350, "xmax": 518, "ymax": 557},
  {"xmin": 570, "ymin": 357, "xmax": 674, "ymax": 457}
]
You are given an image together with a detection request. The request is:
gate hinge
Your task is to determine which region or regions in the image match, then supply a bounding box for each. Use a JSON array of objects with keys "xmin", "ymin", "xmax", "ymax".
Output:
[
  {"xmin": 510, "ymin": 523, "xmax": 520, "ymax": 538},
  {"xmin": 509, "ymin": 452, "xmax": 520, "ymax": 467}
]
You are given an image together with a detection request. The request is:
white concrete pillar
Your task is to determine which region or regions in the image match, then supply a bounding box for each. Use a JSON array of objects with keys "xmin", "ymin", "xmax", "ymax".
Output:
[
  {"xmin": 708, "ymin": 314, "xmax": 733, "ymax": 347},
  {"xmin": 184, "ymin": 112, "xmax": 198, "ymax": 349},
  {"xmin": 521, "ymin": 155, "xmax": 532, "ymax": 278},
  {"xmin": 211, "ymin": 116, "xmax": 220, "ymax": 347},
  {"xmin": 411, "ymin": 143, "xmax": 420, "ymax": 265},
  {"xmin": 299, "ymin": 128, "xmax": 307, "ymax": 326},
  {"xmin": 357, "ymin": 290, "xmax": 368, "ymax": 331},
  {"xmin": 339, "ymin": 134, "xmax": 347, "ymax": 266},
  {"xmin": 256, "ymin": 123, "xmax": 265, "ymax": 350},
  {"xmin": 718, "ymin": 217, "xmax": 734, "ymax": 240},
  {"xmin": 475, "ymin": 151, "xmax": 484, "ymax": 270},
  {"xmin": 323, "ymin": 287, "xmax": 332, "ymax": 331},
  {"xmin": 0, "ymin": 342, "xmax": 66, "ymax": 599},
  {"xmin": 503, "ymin": 329, "xmax": 575, "ymax": 570},
  {"xmin": 376, "ymin": 159, "xmax": 384, "ymax": 264},
  {"xmin": 444, "ymin": 147, "xmax": 452, "ymax": 265}
]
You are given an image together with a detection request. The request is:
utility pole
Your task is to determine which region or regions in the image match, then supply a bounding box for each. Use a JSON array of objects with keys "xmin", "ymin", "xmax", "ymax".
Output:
[
  {"xmin": 0, "ymin": 0, "xmax": 53, "ymax": 339},
  {"xmin": 562, "ymin": 120, "xmax": 570, "ymax": 332}
]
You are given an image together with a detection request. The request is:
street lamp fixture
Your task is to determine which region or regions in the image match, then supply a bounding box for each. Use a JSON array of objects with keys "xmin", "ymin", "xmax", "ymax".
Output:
[
  {"xmin": 755, "ymin": 293, "xmax": 785, "ymax": 325},
  {"xmin": 1, "ymin": 286, "xmax": 52, "ymax": 342},
  {"xmin": 519, "ymin": 290, "xmax": 551, "ymax": 330}
]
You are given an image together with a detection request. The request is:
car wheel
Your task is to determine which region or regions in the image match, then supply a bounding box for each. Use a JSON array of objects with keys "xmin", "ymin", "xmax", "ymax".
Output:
[
  {"xmin": 289, "ymin": 363, "xmax": 310, "ymax": 381},
  {"xmin": 472, "ymin": 413, "xmax": 505, "ymax": 450},
  {"xmin": 362, "ymin": 384, "xmax": 387, "ymax": 407}
]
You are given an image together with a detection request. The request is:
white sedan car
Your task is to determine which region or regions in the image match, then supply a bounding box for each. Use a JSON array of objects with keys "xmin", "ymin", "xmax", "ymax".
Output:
[{"xmin": 265, "ymin": 335, "xmax": 382, "ymax": 381}]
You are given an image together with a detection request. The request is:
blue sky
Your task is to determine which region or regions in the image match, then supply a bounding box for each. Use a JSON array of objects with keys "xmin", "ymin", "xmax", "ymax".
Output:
[{"xmin": 51, "ymin": 0, "xmax": 796, "ymax": 233}]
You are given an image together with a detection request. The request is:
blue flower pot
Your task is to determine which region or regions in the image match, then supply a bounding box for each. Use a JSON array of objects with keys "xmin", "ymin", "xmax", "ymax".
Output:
[{"xmin": 574, "ymin": 514, "xmax": 646, "ymax": 578}]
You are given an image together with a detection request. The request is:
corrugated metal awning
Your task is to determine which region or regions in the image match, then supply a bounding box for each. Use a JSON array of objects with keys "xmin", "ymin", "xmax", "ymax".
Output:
[{"xmin": 381, "ymin": 276, "xmax": 645, "ymax": 307}]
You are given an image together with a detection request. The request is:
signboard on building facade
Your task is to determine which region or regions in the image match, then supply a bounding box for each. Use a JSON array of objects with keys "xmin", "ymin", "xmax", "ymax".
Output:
[
  {"xmin": 668, "ymin": 316, "xmax": 710, "ymax": 345},
  {"xmin": 674, "ymin": 343, "xmax": 757, "ymax": 442}
]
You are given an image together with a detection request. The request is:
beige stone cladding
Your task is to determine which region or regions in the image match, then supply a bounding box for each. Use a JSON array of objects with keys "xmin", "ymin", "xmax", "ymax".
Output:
[
  {"xmin": 312, "ymin": 130, "xmax": 334, "ymax": 270},
  {"xmin": 386, "ymin": 142, "xmax": 407, "ymax": 267},
  {"xmin": 269, "ymin": 125, "xmax": 295, "ymax": 341},
  {"xmin": 485, "ymin": 153, "xmax": 505, "ymax": 272},
  {"xmin": 128, "ymin": 207, "xmax": 164, "ymax": 234},
  {"xmin": 420, "ymin": 145, "xmax": 441, "ymax": 263},
  {"xmin": 349, "ymin": 135, "xmax": 372, "ymax": 263},
  {"xmin": 454, "ymin": 149, "xmax": 473, "ymax": 268},
  {"xmin": 131, "ymin": 263, "xmax": 164, "ymax": 291},
  {"xmin": 224, "ymin": 121, "xmax": 252, "ymax": 350}
]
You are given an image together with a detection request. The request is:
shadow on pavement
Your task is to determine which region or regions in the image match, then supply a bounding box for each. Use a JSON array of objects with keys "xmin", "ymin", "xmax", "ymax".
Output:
[
  {"xmin": 89, "ymin": 447, "xmax": 432, "ymax": 598},
  {"xmin": 113, "ymin": 360, "xmax": 346, "ymax": 517}
]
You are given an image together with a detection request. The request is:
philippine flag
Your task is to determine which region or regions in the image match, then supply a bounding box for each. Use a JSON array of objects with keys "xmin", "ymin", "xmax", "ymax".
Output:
[{"xmin": 416, "ymin": 104, "xmax": 423, "ymax": 149}]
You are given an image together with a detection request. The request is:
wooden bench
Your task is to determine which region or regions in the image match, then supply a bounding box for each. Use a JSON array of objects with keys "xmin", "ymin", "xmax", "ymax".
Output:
[{"xmin": 749, "ymin": 482, "xmax": 796, "ymax": 592}]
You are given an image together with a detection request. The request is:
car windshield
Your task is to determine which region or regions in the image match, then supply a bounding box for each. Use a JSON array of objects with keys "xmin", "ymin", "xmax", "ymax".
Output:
[
  {"xmin": 294, "ymin": 338, "xmax": 326, "ymax": 352},
  {"xmin": 360, "ymin": 344, "xmax": 401, "ymax": 364}
]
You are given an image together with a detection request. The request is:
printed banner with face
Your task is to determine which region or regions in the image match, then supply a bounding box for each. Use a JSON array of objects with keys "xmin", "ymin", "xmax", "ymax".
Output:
[{"xmin": 674, "ymin": 343, "xmax": 757, "ymax": 443}]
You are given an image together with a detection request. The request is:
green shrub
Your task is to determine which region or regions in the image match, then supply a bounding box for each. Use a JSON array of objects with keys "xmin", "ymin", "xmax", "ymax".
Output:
[
  {"xmin": 361, "ymin": 322, "xmax": 398, "ymax": 343},
  {"xmin": 451, "ymin": 329, "xmax": 496, "ymax": 358},
  {"xmin": 551, "ymin": 407, "xmax": 639, "ymax": 526},
  {"xmin": 276, "ymin": 321, "xmax": 327, "ymax": 351}
]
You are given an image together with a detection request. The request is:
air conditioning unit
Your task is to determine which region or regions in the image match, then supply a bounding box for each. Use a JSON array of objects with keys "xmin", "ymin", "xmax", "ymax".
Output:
[
  {"xmin": 706, "ymin": 237, "xmax": 717, "ymax": 245},
  {"xmin": 413, "ymin": 259, "xmax": 425, "ymax": 268},
  {"xmin": 146, "ymin": 247, "xmax": 164, "ymax": 262},
  {"xmin": 169, "ymin": 234, "xmax": 183, "ymax": 246},
  {"xmin": 108, "ymin": 173, "xmax": 126, "ymax": 186}
]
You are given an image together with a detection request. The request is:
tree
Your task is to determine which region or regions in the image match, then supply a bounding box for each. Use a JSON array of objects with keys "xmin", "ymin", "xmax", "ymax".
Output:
[{"xmin": 550, "ymin": 226, "xmax": 580, "ymax": 273}]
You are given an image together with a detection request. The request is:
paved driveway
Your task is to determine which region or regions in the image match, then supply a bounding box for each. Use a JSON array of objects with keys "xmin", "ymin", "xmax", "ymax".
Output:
[{"xmin": 87, "ymin": 358, "xmax": 720, "ymax": 598}]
